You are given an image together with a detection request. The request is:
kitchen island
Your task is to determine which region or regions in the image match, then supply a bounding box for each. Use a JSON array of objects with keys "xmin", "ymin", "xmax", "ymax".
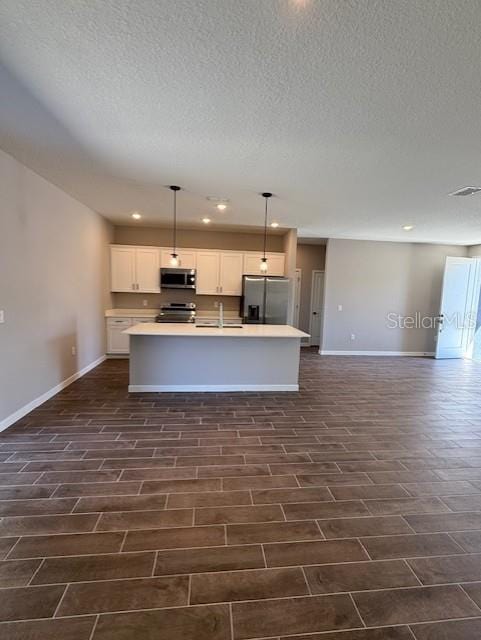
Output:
[{"xmin": 124, "ymin": 323, "xmax": 309, "ymax": 392}]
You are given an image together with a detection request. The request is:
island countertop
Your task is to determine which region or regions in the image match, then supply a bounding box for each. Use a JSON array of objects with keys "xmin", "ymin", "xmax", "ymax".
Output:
[{"xmin": 124, "ymin": 322, "xmax": 309, "ymax": 339}]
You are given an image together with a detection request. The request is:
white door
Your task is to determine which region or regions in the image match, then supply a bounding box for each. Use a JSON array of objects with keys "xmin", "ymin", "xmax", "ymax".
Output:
[
  {"xmin": 435, "ymin": 257, "xmax": 481, "ymax": 359},
  {"xmin": 293, "ymin": 269, "xmax": 302, "ymax": 328},
  {"xmin": 196, "ymin": 252, "xmax": 220, "ymax": 295},
  {"xmin": 219, "ymin": 252, "xmax": 243, "ymax": 295},
  {"xmin": 111, "ymin": 247, "xmax": 136, "ymax": 292},
  {"xmin": 135, "ymin": 248, "xmax": 160, "ymax": 292},
  {"xmin": 309, "ymin": 270, "xmax": 324, "ymax": 347}
]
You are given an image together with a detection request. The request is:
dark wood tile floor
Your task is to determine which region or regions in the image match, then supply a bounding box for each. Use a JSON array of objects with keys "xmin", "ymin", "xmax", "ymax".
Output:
[{"xmin": 2, "ymin": 351, "xmax": 481, "ymax": 638}]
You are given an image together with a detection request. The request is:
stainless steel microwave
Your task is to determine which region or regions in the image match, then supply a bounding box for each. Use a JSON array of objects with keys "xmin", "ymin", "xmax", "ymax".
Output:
[{"xmin": 160, "ymin": 268, "xmax": 196, "ymax": 289}]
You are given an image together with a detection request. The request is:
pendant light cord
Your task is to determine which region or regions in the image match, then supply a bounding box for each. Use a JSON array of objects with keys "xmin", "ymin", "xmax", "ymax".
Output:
[
  {"xmin": 263, "ymin": 196, "xmax": 268, "ymax": 260},
  {"xmin": 261, "ymin": 192, "xmax": 272, "ymax": 261},
  {"xmin": 169, "ymin": 185, "xmax": 181, "ymax": 256},
  {"xmin": 173, "ymin": 188, "xmax": 177, "ymax": 254}
]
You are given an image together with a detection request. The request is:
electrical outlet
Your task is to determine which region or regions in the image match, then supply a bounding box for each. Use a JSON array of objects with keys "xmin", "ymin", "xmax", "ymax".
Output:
[
  {"xmin": 0, "ymin": 310, "xmax": 4, "ymax": 324},
  {"xmin": 338, "ymin": 304, "xmax": 343, "ymax": 312},
  {"xmin": 142, "ymin": 299, "xmax": 148, "ymax": 307},
  {"xmin": 71, "ymin": 346, "xmax": 76, "ymax": 356},
  {"xmin": 350, "ymin": 334, "xmax": 356, "ymax": 341}
]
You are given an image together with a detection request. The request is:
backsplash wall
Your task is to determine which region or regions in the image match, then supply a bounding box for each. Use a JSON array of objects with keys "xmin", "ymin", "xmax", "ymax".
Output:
[{"xmin": 112, "ymin": 291, "xmax": 241, "ymax": 313}]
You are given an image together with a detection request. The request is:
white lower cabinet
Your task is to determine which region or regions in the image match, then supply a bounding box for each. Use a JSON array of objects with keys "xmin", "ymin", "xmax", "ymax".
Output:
[
  {"xmin": 107, "ymin": 317, "xmax": 155, "ymax": 354},
  {"xmin": 107, "ymin": 318, "xmax": 131, "ymax": 354}
]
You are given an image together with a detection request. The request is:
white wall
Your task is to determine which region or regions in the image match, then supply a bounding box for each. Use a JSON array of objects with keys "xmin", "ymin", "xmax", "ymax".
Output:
[
  {"xmin": 322, "ymin": 238, "xmax": 468, "ymax": 354},
  {"xmin": 0, "ymin": 149, "xmax": 112, "ymax": 428}
]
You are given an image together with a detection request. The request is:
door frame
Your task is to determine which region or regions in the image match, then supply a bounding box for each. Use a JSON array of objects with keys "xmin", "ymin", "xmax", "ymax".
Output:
[
  {"xmin": 293, "ymin": 268, "xmax": 302, "ymax": 328},
  {"xmin": 464, "ymin": 257, "xmax": 481, "ymax": 359},
  {"xmin": 309, "ymin": 270, "xmax": 325, "ymax": 347}
]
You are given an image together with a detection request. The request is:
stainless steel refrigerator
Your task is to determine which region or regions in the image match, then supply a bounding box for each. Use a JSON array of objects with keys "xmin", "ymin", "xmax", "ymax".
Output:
[{"xmin": 241, "ymin": 275, "xmax": 289, "ymax": 324}]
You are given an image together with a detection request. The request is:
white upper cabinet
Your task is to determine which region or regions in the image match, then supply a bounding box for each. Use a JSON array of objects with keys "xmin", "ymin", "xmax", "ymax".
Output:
[
  {"xmin": 110, "ymin": 246, "xmax": 160, "ymax": 292},
  {"xmin": 135, "ymin": 248, "xmax": 160, "ymax": 292},
  {"xmin": 111, "ymin": 247, "xmax": 137, "ymax": 292},
  {"xmin": 219, "ymin": 252, "xmax": 244, "ymax": 295},
  {"xmin": 196, "ymin": 251, "xmax": 244, "ymax": 296},
  {"xmin": 196, "ymin": 251, "xmax": 220, "ymax": 295},
  {"xmin": 160, "ymin": 249, "xmax": 197, "ymax": 269},
  {"xmin": 264, "ymin": 253, "xmax": 285, "ymax": 276},
  {"xmin": 243, "ymin": 252, "xmax": 285, "ymax": 276},
  {"xmin": 111, "ymin": 244, "xmax": 285, "ymax": 295}
]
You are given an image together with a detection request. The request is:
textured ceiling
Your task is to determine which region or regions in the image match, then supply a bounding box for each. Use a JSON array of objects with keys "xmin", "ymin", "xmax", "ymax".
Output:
[{"xmin": 1, "ymin": 0, "xmax": 481, "ymax": 243}]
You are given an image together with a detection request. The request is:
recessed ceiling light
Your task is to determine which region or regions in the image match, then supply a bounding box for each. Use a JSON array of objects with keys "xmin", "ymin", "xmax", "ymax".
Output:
[
  {"xmin": 270, "ymin": 222, "xmax": 280, "ymax": 228},
  {"xmin": 206, "ymin": 197, "xmax": 229, "ymax": 210},
  {"xmin": 131, "ymin": 212, "xmax": 141, "ymax": 220},
  {"xmin": 402, "ymin": 224, "xmax": 414, "ymax": 231},
  {"xmin": 449, "ymin": 186, "xmax": 481, "ymax": 197},
  {"xmin": 202, "ymin": 217, "xmax": 211, "ymax": 224}
]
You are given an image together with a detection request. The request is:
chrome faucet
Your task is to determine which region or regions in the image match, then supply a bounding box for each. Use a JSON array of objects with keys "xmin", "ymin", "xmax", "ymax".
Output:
[{"xmin": 218, "ymin": 302, "xmax": 224, "ymax": 328}]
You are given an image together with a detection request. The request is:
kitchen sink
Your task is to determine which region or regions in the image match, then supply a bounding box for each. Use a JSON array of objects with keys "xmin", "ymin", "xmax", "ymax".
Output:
[{"xmin": 195, "ymin": 324, "xmax": 243, "ymax": 328}]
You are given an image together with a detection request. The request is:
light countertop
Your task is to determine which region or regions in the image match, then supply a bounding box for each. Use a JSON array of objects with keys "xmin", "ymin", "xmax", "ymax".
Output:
[{"xmin": 124, "ymin": 323, "xmax": 309, "ymax": 339}]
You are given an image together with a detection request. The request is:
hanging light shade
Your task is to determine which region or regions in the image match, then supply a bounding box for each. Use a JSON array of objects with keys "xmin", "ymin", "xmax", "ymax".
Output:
[
  {"xmin": 260, "ymin": 192, "xmax": 272, "ymax": 273},
  {"xmin": 169, "ymin": 185, "xmax": 181, "ymax": 266}
]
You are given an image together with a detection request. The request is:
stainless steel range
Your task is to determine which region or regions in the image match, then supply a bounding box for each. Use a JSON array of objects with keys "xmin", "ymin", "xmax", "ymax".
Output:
[{"xmin": 155, "ymin": 302, "xmax": 196, "ymax": 323}]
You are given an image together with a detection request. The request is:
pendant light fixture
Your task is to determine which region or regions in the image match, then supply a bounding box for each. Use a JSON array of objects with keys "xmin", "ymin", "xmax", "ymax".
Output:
[
  {"xmin": 169, "ymin": 185, "xmax": 181, "ymax": 267},
  {"xmin": 260, "ymin": 192, "xmax": 272, "ymax": 273}
]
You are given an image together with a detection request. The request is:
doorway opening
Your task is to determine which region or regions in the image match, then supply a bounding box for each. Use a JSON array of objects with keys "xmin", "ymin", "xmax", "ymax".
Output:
[{"xmin": 435, "ymin": 257, "xmax": 481, "ymax": 360}]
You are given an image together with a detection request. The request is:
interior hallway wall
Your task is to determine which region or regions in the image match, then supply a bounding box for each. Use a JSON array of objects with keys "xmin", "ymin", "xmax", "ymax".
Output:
[
  {"xmin": 322, "ymin": 238, "xmax": 468, "ymax": 354},
  {"xmin": 0, "ymin": 148, "xmax": 112, "ymax": 428},
  {"xmin": 296, "ymin": 243, "xmax": 326, "ymax": 334}
]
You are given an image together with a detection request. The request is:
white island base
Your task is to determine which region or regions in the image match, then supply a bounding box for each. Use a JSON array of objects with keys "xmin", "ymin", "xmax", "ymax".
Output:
[{"xmin": 124, "ymin": 323, "xmax": 309, "ymax": 392}]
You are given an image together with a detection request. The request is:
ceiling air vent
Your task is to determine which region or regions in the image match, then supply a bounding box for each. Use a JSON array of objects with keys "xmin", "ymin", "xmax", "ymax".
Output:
[{"xmin": 449, "ymin": 186, "xmax": 481, "ymax": 196}]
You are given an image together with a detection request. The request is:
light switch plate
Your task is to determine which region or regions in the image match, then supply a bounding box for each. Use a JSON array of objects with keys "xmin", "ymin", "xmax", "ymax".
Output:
[
  {"xmin": 0, "ymin": 310, "xmax": 4, "ymax": 323},
  {"xmin": 338, "ymin": 305, "xmax": 343, "ymax": 312}
]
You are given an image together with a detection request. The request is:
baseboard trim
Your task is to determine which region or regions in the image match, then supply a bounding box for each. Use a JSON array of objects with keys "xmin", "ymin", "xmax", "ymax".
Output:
[
  {"xmin": 319, "ymin": 350, "xmax": 434, "ymax": 357},
  {"xmin": 0, "ymin": 355, "xmax": 107, "ymax": 433},
  {"xmin": 128, "ymin": 384, "xmax": 299, "ymax": 393}
]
